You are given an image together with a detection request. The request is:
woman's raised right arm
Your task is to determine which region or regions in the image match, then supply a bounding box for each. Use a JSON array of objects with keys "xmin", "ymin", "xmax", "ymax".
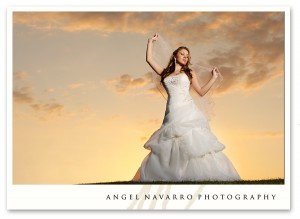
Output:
[{"xmin": 146, "ymin": 33, "xmax": 164, "ymax": 75}]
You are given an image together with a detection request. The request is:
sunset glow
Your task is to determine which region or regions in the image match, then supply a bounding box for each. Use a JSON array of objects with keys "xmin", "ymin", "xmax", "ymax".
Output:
[{"xmin": 12, "ymin": 11, "xmax": 285, "ymax": 184}]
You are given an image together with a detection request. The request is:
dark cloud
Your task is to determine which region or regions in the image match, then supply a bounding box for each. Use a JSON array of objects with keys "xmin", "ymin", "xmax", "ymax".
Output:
[
  {"xmin": 213, "ymin": 12, "xmax": 284, "ymax": 92},
  {"xmin": 14, "ymin": 12, "xmax": 285, "ymax": 93}
]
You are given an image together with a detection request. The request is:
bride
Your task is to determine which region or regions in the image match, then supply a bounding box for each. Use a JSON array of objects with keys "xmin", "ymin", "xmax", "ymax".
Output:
[{"xmin": 132, "ymin": 33, "xmax": 240, "ymax": 182}]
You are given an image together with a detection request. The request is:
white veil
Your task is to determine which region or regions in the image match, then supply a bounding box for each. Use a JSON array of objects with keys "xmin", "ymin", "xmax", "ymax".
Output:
[{"xmin": 151, "ymin": 34, "xmax": 223, "ymax": 120}]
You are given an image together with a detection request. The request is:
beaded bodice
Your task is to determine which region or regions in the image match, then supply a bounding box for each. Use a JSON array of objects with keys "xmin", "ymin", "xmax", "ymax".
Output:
[{"xmin": 163, "ymin": 73, "xmax": 193, "ymax": 108}]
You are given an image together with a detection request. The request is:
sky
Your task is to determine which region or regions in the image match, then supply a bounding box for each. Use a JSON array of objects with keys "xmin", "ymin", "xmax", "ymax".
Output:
[{"xmin": 12, "ymin": 11, "xmax": 285, "ymax": 184}]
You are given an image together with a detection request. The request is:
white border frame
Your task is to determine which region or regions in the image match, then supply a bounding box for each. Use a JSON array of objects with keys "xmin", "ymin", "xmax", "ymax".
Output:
[{"xmin": 7, "ymin": 6, "xmax": 290, "ymax": 210}]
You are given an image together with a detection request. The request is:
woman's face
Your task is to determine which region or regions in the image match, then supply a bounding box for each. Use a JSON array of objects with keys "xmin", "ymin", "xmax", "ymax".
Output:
[{"xmin": 176, "ymin": 49, "xmax": 189, "ymax": 65}]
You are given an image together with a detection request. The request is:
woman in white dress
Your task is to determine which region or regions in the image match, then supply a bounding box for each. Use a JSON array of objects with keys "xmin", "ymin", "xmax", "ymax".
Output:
[{"xmin": 132, "ymin": 33, "xmax": 240, "ymax": 182}]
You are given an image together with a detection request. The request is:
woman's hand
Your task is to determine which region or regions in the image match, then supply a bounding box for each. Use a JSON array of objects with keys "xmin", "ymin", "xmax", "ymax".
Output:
[
  {"xmin": 148, "ymin": 33, "xmax": 159, "ymax": 43},
  {"xmin": 212, "ymin": 67, "xmax": 220, "ymax": 79}
]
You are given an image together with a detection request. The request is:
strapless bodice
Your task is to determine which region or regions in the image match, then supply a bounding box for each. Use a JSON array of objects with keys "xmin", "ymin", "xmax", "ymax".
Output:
[{"xmin": 163, "ymin": 73, "xmax": 193, "ymax": 108}]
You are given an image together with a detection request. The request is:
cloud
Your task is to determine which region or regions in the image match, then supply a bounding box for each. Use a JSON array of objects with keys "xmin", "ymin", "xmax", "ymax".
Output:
[
  {"xmin": 14, "ymin": 12, "xmax": 284, "ymax": 94},
  {"xmin": 31, "ymin": 103, "xmax": 64, "ymax": 115},
  {"xmin": 14, "ymin": 12, "xmax": 146, "ymax": 33},
  {"xmin": 211, "ymin": 12, "xmax": 284, "ymax": 92},
  {"xmin": 14, "ymin": 71, "xmax": 28, "ymax": 80},
  {"xmin": 204, "ymin": 35, "xmax": 284, "ymax": 94},
  {"xmin": 13, "ymin": 70, "xmax": 101, "ymax": 122},
  {"xmin": 13, "ymin": 12, "xmax": 284, "ymax": 45},
  {"xmin": 243, "ymin": 65, "xmax": 282, "ymax": 90},
  {"xmin": 31, "ymin": 101, "xmax": 66, "ymax": 121},
  {"xmin": 13, "ymin": 85, "xmax": 65, "ymax": 121},
  {"xmin": 105, "ymin": 72, "xmax": 153, "ymax": 94},
  {"xmin": 11, "ymin": 12, "xmax": 249, "ymax": 40},
  {"xmin": 13, "ymin": 71, "xmax": 34, "ymax": 103},
  {"xmin": 173, "ymin": 12, "xmax": 284, "ymax": 94},
  {"xmin": 13, "ymin": 89, "xmax": 34, "ymax": 104},
  {"xmin": 211, "ymin": 66, "xmax": 240, "ymax": 94}
]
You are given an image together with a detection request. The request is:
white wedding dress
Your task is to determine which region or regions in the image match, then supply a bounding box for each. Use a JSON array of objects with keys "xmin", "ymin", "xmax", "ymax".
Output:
[{"xmin": 138, "ymin": 73, "xmax": 240, "ymax": 181}]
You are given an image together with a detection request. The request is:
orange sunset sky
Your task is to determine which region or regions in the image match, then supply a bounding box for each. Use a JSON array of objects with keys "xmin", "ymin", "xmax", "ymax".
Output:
[{"xmin": 12, "ymin": 11, "xmax": 285, "ymax": 184}]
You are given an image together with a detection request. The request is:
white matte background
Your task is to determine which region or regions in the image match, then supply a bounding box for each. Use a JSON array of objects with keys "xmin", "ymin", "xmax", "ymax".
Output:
[{"xmin": 1, "ymin": 0, "xmax": 299, "ymax": 218}]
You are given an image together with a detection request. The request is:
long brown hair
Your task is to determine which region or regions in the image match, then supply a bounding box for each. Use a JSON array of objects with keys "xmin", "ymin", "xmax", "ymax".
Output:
[{"xmin": 160, "ymin": 46, "xmax": 193, "ymax": 83}]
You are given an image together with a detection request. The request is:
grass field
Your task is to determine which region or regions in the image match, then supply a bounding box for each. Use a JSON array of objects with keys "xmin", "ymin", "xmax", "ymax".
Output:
[{"xmin": 82, "ymin": 178, "xmax": 284, "ymax": 185}]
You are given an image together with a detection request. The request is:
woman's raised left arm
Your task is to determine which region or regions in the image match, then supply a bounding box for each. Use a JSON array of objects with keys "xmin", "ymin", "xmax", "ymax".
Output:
[{"xmin": 191, "ymin": 67, "xmax": 220, "ymax": 96}]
